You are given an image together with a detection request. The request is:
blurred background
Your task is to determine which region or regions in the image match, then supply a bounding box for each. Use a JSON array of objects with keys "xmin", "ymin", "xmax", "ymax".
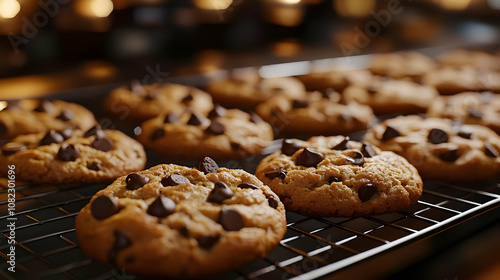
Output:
[{"xmin": 0, "ymin": 0, "xmax": 499, "ymax": 98}]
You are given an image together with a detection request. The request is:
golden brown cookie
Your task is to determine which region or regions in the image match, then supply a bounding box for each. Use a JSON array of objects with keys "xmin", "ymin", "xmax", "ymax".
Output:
[
  {"xmin": 363, "ymin": 115, "xmax": 500, "ymax": 182},
  {"xmin": 369, "ymin": 51, "xmax": 437, "ymax": 80},
  {"xmin": 297, "ymin": 69, "xmax": 373, "ymax": 92},
  {"xmin": 422, "ymin": 66, "xmax": 500, "ymax": 95},
  {"xmin": 75, "ymin": 159, "xmax": 286, "ymax": 278},
  {"xmin": 255, "ymin": 136, "xmax": 423, "ymax": 217},
  {"xmin": 0, "ymin": 126, "xmax": 146, "ymax": 184},
  {"xmin": 436, "ymin": 49, "xmax": 500, "ymax": 71}
]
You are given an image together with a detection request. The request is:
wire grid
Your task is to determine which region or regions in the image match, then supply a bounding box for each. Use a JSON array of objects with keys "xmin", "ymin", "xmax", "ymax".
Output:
[{"xmin": 0, "ymin": 177, "xmax": 499, "ymax": 280}]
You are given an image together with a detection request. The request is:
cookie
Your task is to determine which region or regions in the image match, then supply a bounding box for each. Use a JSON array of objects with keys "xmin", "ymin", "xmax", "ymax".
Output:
[
  {"xmin": 0, "ymin": 99, "xmax": 97, "ymax": 140},
  {"xmin": 427, "ymin": 91, "xmax": 500, "ymax": 134},
  {"xmin": 297, "ymin": 69, "xmax": 373, "ymax": 92},
  {"xmin": 0, "ymin": 126, "xmax": 146, "ymax": 184},
  {"xmin": 104, "ymin": 81, "xmax": 213, "ymax": 121},
  {"xmin": 342, "ymin": 78, "xmax": 438, "ymax": 115},
  {"xmin": 369, "ymin": 51, "xmax": 437, "ymax": 81},
  {"xmin": 255, "ymin": 90, "xmax": 374, "ymax": 135},
  {"xmin": 137, "ymin": 106, "xmax": 274, "ymax": 159},
  {"xmin": 363, "ymin": 115, "xmax": 500, "ymax": 182},
  {"xmin": 255, "ymin": 136, "xmax": 423, "ymax": 217},
  {"xmin": 75, "ymin": 159, "xmax": 286, "ymax": 278},
  {"xmin": 205, "ymin": 69, "xmax": 307, "ymax": 109},
  {"xmin": 421, "ymin": 66, "xmax": 500, "ymax": 94},
  {"xmin": 436, "ymin": 49, "xmax": 500, "ymax": 71}
]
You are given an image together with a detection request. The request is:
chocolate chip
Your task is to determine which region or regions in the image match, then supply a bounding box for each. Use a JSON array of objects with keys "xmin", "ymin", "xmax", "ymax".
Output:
[
  {"xmin": 457, "ymin": 130, "xmax": 472, "ymax": 139},
  {"xmin": 125, "ymin": 173, "xmax": 150, "ymax": 190},
  {"xmin": 187, "ymin": 112, "xmax": 206, "ymax": 126},
  {"xmin": 34, "ymin": 100, "xmax": 54, "ymax": 113},
  {"xmin": 346, "ymin": 151, "xmax": 364, "ymax": 166},
  {"xmin": 484, "ymin": 143, "xmax": 499, "ymax": 158},
  {"xmin": 91, "ymin": 195, "xmax": 119, "ymax": 220},
  {"xmin": 179, "ymin": 226, "xmax": 189, "ymax": 237},
  {"xmin": 292, "ymin": 99, "xmax": 309, "ymax": 109},
  {"xmin": 182, "ymin": 93, "xmax": 194, "ymax": 103},
  {"xmin": 161, "ymin": 173, "xmax": 190, "ymax": 187},
  {"xmin": 267, "ymin": 195, "xmax": 279, "ymax": 209},
  {"xmin": 206, "ymin": 121, "xmax": 226, "ymax": 135},
  {"xmin": 58, "ymin": 127, "xmax": 73, "ymax": 140},
  {"xmin": 207, "ymin": 182, "xmax": 234, "ymax": 204},
  {"xmin": 57, "ymin": 144, "xmax": 80, "ymax": 161},
  {"xmin": 237, "ymin": 183, "xmax": 259, "ymax": 190},
  {"xmin": 281, "ymin": 139, "xmax": 301, "ymax": 156},
  {"xmin": 219, "ymin": 207, "xmax": 244, "ymax": 231},
  {"xmin": 40, "ymin": 130, "xmax": 64, "ymax": 146},
  {"xmin": 438, "ymin": 148, "xmax": 460, "ymax": 162},
  {"xmin": 208, "ymin": 104, "xmax": 226, "ymax": 119},
  {"xmin": 358, "ymin": 184, "xmax": 377, "ymax": 202},
  {"xmin": 250, "ymin": 113, "xmax": 263, "ymax": 123},
  {"xmin": 0, "ymin": 121, "xmax": 6, "ymax": 135},
  {"xmin": 2, "ymin": 143, "xmax": 27, "ymax": 156},
  {"xmin": 84, "ymin": 124, "xmax": 102, "ymax": 137},
  {"xmin": 361, "ymin": 142, "xmax": 376, "ymax": 158},
  {"xmin": 327, "ymin": 176, "xmax": 342, "ymax": 184},
  {"xmin": 57, "ymin": 109, "xmax": 74, "ymax": 121},
  {"xmin": 92, "ymin": 134, "xmax": 114, "ymax": 152},
  {"xmin": 428, "ymin": 128, "xmax": 448, "ymax": 144},
  {"xmin": 296, "ymin": 148, "xmax": 324, "ymax": 167},
  {"xmin": 468, "ymin": 108, "xmax": 482, "ymax": 119},
  {"xmin": 151, "ymin": 128, "xmax": 165, "ymax": 141},
  {"xmin": 88, "ymin": 162, "xmax": 102, "ymax": 171},
  {"xmin": 108, "ymin": 231, "xmax": 132, "ymax": 265},
  {"xmin": 198, "ymin": 156, "xmax": 218, "ymax": 174},
  {"xmin": 265, "ymin": 170, "xmax": 287, "ymax": 180},
  {"xmin": 163, "ymin": 113, "xmax": 179, "ymax": 123},
  {"xmin": 333, "ymin": 137, "xmax": 351, "ymax": 150},
  {"xmin": 147, "ymin": 195, "xmax": 176, "ymax": 218},
  {"xmin": 197, "ymin": 235, "xmax": 220, "ymax": 249},
  {"xmin": 382, "ymin": 126, "xmax": 401, "ymax": 141}
]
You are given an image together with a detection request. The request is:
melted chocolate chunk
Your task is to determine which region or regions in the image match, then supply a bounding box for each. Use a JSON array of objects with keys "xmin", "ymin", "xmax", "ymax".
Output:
[
  {"xmin": 181, "ymin": 92, "xmax": 194, "ymax": 103},
  {"xmin": 219, "ymin": 208, "xmax": 244, "ymax": 231},
  {"xmin": 292, "ymin": 99, "xmax": 309, "ymax": 109},
  {"xmin": 361, "ymin": 142, "xmax": 376, "ymax": 158},
  {"xmin": 333, "ymin": 137, "xmax": 351, "ymax": 150},
  {"xmin": 197, "ymin": 235, "xmax": 220, "ymax": 249},
  {"xmin": 57, "ymin": 109, "xmax": 74, "ymax": 121},
  {"xmin": 281, "ymin": 139, "xmax": 301, "ymax": 156},
  {"xmin": 163, "ymin": 112, "xmax": 179, "ymax": 123},
  {"xmin": 147, "ymin": 195, "xmax": 176, "ymax": 218},
  {"xmin": 88, "ymin": 162, "xmax": 102, "ymax": 171},
  {"xmin": 457, "ymin": 130, "xmax": 472, "ymax": 139},
  {"xmin": 125, "ymin": 173, "xmax": 150, "ymax": 190},
  {"xmin": 34, "ymin": 100, "xmax": 54, "ymax": 113},
  {"xmin": 207, "ymin": 182, "xmax": 234, "ymax": 204},
  {"xmin": 358, "ymin": 184, "xmax": 377, "ymax": 202},
  {"xmin": 198, "ymin": 156, "xmax": 218, "ymax": 174},
  {"xmin": 346, "ymin": 151, "xmax": 364, "ymax": 166},
  {"xmin": 327, "ymin": 176, "xmax": 342, "ymax": 184},
  {"xmin": 58, "ymin": 127, "xmax": 73, "ymax": 140},
  {"xmin": 187, "ymin": 112, "xmax": 206, "ymax": 126},
  {"xmin": 161, "ymin": 173, "xmax": 190, "ymax": 187},
  {"xmin": 382, "ymin": 126, "xmax": 401, "ymax": 141},
  {"xmin": 108, "ymin": 231, "xmax": 132, "ymax": 265},
  {"xmin": 468, "ymin": 108, "xmax": 482, "ymax": 119},
  {"xmin": 91, "ymin": 195, "xmax": 119, "ymax": 220},
  {"xmin": 267, "ymin": 195, "xmax": 279, "ymax": 209},
  {"xmin": 237, "ymin": 183, "xmax": 259, "ymax": 190},
  {"xmin": 57, "ymin": 144, "xmax": 80, "ymax": 161},
  {"xmin": 84, "ymin": 124, "xmax": 102, "ymax": 138},
  {"xmin": 2, "ymin": 143, "xmax": 27, "ymax": 156},
  {"xmin": 92, "ymin": 133, "xmax": 114, "ymax": 152},
  {"xmin": 438, "ymin": 148, "xmax": 460, "ymax": 162},
  {"xmin": 206, "ymin": 120, "xmax": 226, "ymax": 135},
  {"xmin": 179, "ymin": 226, "xmax": 189, "ymax": 237},
  {"xmin": 0, "ymin": 121, "xmax": 6, "ymax": 135},
  {"xmin": 428, "ymin": 128, "xmax": 448, "ymax": 144},
  {"xmin": 484, "ymin": 143, "xmax": 499, "ymax": 158},
  {"xmin": 296, "ymin": 148, "xmax": 324, "ymax": 167},
  {"xmin": 40, "ymin": 130, "xmax": 64, "ymax": 146},
  {"xmin": 265, "ymin": 170, "xmax": 287, "ymax": 180},
  {"xmin": 208, "ymin": 104, "xmax": 226, "ymax": 119}
]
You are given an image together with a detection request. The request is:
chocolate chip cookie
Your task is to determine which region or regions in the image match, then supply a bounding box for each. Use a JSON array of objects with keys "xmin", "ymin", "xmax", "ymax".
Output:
[
  {"xmin": 104, "ymin": 81, "xmax": 214, "ymax": 121},
  {"xmin": 427, "ymin": 91, "xmax": 500, "ymax": 134},
  {"xmin": 369, "ymin": 51, "xmax": 437, "ymax": 80},
  {"xmin": 436, "ymin": 49, "xmax": 500, "ymax": 71},
  {"xmin": 363, "ymin": 115, "xmax": 500, "ymax": 182},
  {"xmin": 422, "ymin": 66, "xmax": 500, "ymax": 95},
  {"xmin": 255, "ymin": 136, "xmax": 423, "ymax": 217},
  {"xmin": 0, "ymin": 99, "xmax": 97, "ymax": 140},
  {"xmin": 0, "ymin": 125, "xmax": 146, "ymax": 184},
  {"xmin": 342, "ymin": 78, "xmax": 438, "ymax": 115},
  {"xmin": 297, "ymin": 69, "xmax": 373, "ymax": 92},
  {"xmin": 205, "ymin": 69, "xmax": 307, "ymax": 109},
  {"xmin": 137, "ymin": 106, "xmax": 273, "ymax": 159},
  {"xmin": 75, "ymin": 159, "xmax": 286, "ymax": 278},
  {"xmin": 255, "ymin": 90, "xmax": 374, "ymax": 135}
]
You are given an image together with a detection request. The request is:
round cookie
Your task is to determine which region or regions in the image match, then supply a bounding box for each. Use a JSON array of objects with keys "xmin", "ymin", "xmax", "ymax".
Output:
[
  {"xmin": 205, "ymin": 69, "xmax": 307, "ymax": 109},
  {"xmin": 0, "ymin": 99, "xmax": 97, "ymax": 140},
  {"xmin": 0, "ymin": 126, "xmax": 146, "ymax": 184},
  {"xmin": 436, "ymin": 49, "xmax": 500, "ymax": 71},
  {"xmin": 297, "ymin": 69, "xmax": 373, "ymax": 92},
  {"xmin": 363, "ymin": 115, "xmax": 500, "ymax": 182},
  {"xmin": 104, "ymin": 81, "xmax": 213, "ymax": 121},
  {"xmin": 137, "ymin": 106, "xmax": 273, "ymax": 159},
  {"xmin": 421, "ymin": 66, "xmax": 500, "ymax": 95},
  {"xmin": 255, "ymin": 136, "xmax": 423, "ymax": 217},
  {"xmin": 427, "ymin": 91, "xmax": 500, "ymax": 134},
  {"xmin": 75, "ymin": 160, "xmax": 286, "ymax": 278},
  {"xmin": 369, "ymin": 51, "xmax": 437, "ymax": 81},
  {"xmin": 342, "ymin": 78, "xmax": 438, "ymax": 115},
  {"xmin": 255, "ymin": 90, "xmax": 374, "ymax": 135}
]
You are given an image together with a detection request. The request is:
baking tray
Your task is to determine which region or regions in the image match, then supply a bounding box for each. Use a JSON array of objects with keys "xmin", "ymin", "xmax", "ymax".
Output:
[{"xmin": 1, "ymin": 53, "xmax": 500, "ymax": 280}]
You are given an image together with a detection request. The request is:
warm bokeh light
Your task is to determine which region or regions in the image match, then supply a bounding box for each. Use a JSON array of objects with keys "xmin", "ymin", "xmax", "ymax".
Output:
[
  {"xmin": 272, "ymin": 40, "xmax": 301, "ymax": 57},
  {"xmin": 193, "ymin": 0, "xmax": 233, "ymax": 10},
  {"xmin": 334, "ymin": 0, "xmax": 375, "ymax": 18},
  {"xmin": 436, "ymin": 0, "xmax": 471, "ymax": 10},
  {"xmin": 75, "ymin": 0, "xmax": 114, "ymax": 18},
  {"xmin": 277, "ymin": 0, "xmax": 301, "ymax": 4},
  {"xmin": 0, "ymin": 0, "xmax": 21, "ymax": 19}
]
